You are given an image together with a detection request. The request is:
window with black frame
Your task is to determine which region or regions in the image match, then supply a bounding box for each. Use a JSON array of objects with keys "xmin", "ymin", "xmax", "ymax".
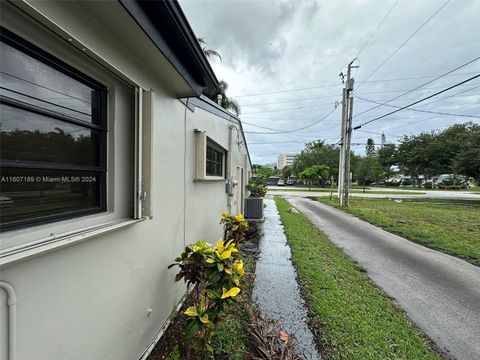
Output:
[
  {"xmin": 0, "ymin": 28, "xmax": 107, "ymax": 230},
  {"xmin": 206, "ymin": 139, "xmax": 225, "ymax": 177}
]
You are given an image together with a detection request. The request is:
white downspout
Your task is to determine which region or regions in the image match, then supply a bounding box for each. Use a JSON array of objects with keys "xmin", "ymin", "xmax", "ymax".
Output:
[
  {"xmin": 0, "ymin": 281, "xmax": 16, "ymax": 360},
  {"xmin": 226, "ymin": 125, "xmax": 233, "ymax": 212}
]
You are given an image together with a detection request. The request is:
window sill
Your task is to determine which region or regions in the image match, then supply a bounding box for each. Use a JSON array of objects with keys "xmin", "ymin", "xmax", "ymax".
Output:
[
  {"xmin": 0, "ymin": 217, "xmax": 145, "ymax": 268},
  {"xmin": 194, "ymin": 177, "xmax": 227, "ymax": 182}
]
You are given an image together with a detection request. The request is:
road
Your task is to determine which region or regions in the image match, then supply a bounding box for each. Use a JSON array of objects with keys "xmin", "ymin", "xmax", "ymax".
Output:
[
  {"xmin": 285, "ymin": 195, "xmax": 480, "ymax": 360},
  {"xmin": 268, "ymin": 186, "xmax": 480, "ymax": 200}
]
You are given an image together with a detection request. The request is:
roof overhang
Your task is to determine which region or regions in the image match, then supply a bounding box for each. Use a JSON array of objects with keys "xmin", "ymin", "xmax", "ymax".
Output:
[{"xmin": 119, "ymin": 0, "xmax": 218, "ymax": 97}]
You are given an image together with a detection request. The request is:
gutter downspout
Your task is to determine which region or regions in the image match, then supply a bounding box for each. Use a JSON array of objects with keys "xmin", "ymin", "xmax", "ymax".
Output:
[
  {"xmin": 226, "ymin": 124, "xmax": 233, "ymax": 212},
  {"xmin": 0, "ymin": 281, "xmax": 16, "ymax": 360}
]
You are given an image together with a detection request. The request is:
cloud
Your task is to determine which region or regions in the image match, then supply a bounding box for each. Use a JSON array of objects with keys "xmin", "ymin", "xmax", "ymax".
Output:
[
  {"xmin": 182, "ymin": 0, "xmax": 309, "ymax": 75},
  {"xmin": 180, "ymin": 0, "xmax": 480, "ymax": 164}
]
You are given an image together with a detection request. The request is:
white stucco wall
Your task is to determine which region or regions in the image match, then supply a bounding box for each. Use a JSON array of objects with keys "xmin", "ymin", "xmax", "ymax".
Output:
[{"xmin": 0, "ymin": 2, "xmax": 251, "ymax": 360}]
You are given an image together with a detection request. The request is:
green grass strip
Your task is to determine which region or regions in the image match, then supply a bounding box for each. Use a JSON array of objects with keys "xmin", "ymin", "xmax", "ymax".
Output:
[
  {"xmin": 274, "ymin": 196, "xmax": 441, "ymax": 360},
  {"xmin": 319, "ymin": 197, "xmax": 480, "ymax": 266}
]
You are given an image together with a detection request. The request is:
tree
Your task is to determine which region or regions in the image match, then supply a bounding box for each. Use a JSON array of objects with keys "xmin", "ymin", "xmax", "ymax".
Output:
[
  {"xmin": 204, "ymin": 80, "xmax": 241, "ymax": 116},
  {"xmin": 299, "ymin": 165, "xmax": 330, "ymax": 190},
  {"xmin": 293, "ymin": 141, "xmax": 340, "ymax": 178},
  {"xmin": 252, "ymin": 164, "xmax": 273, "ymax": 182},
  {"xmin": 377, "ymin": 143, "xmax": 398, "ymax": 180},
  {"xmin": 440, "ymin": 122, "xmax": 480, "ymax": 181},
  {"xmin": 355, "ymin": 156, "xmax": 383, "ymax": 191},
  {"xmin": 365, "ymin": 138, "xmax": 376, "ymax": 156},
  {"xmin": 197, "ymin": 37, "xmax": 222, "ymax": 60},
  {"xmin": 280, "ymin": 165, "xmax": 293, "ymax": 180},
  {"xmin": 397, "ymin": 132, "xmax": 444, "ymax": 183},
  {"xmin": 197, "ymin": 38, "xmax": 241, "ymax": 116}
]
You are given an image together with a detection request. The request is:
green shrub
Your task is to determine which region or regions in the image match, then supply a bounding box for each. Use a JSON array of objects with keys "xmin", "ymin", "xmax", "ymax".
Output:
[
  {"xmin": 220, "ymin": 212, "xmax": 249, "ymax": 243},
  {"xmin": 246, "ymin": 182, "xmax": 267, "ymax": 197},
  {"xmin": 169, "ymin": 213, "xmax": 248, "ymax": 358}
]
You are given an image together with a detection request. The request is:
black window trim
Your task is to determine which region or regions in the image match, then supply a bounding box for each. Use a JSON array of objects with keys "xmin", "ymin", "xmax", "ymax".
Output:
[
  {"xmin": 0, "ymin": 27, "xmax": 108, "ymax": 232},
  {"xmin": 206, "ymin": 138, "xmax": 225, "ymax": 178}
]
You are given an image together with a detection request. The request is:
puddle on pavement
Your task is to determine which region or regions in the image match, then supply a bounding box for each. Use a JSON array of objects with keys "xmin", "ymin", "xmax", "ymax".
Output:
[{"xmin": 252, "ymin": 198, "xmax": 321, "ymax": 360}]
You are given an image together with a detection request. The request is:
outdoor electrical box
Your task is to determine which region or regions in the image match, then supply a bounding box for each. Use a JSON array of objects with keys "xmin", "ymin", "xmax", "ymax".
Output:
[
  {"xmin": 225, "ymin": 179, "xmax": 237, "ymax": 196},
  {"xmin": 346, "ymin": 78, "xmax": 354, "ymax": 91}
]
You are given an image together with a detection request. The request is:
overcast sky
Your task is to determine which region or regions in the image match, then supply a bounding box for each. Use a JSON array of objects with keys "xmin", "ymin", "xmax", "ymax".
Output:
[{"xmin": 180, "ymin": 0, "xmax": 480, "ymax": 164}]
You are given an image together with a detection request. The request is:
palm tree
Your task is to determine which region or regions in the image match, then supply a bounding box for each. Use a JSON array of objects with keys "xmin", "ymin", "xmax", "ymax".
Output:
[
  {"xmin": 197, "ymin": 38, "xmax": 221, "ymax": 61},
  {"xmin": 197, "ymin": 38, "xmax": 240, "ymax": 116},
  {"xmin": 206, "ymin": 80, "xmax": 241, "ymax": 116}
]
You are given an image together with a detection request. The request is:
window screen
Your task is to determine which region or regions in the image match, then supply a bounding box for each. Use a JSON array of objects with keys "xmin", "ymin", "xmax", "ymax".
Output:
[{"xmin": 0, "ymin": 28, "xmax": 107, "ymax": 230}]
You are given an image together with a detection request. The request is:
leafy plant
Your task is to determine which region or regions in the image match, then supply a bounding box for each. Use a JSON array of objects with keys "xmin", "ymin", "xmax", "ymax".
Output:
[
  {"xmin": 247, "ymin": 165, "xmax": 271, "ymax": 198},
  {"xmin": 220, "ymin": 212, "xmax": 249, "ymax": 243},
  {"xmin": 164, "ymin": 345, "xmax": 181, "ymax": 360},
  {"xmin": 246, "ymin": 182, "xmax": 267, "ymax": 197},
  {"xmin": 170, "ymin": 216, "xmax": 247, "ymax": 358}
]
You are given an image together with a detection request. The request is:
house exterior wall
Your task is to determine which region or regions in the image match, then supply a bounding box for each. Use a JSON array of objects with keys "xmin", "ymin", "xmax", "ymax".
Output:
[{"xmin": 0, "ymin": 2, "xmax": 250, "ymax": 360}]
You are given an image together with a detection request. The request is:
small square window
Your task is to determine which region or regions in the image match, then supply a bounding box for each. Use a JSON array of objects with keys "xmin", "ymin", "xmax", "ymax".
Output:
[{"xmin": 206, "ymin": 140, "xmax": 225, "ymax": 177}]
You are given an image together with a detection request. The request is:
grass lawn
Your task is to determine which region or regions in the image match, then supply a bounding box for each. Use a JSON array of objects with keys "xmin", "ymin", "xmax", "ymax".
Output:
[
  {"xmin": 318, "ymin": 197, "xmax": 480, "ymax": 266},
  {"xmin": 268, "ymin": 188, "xmax": 426, "ymax": 195},
  {"xmin": 274, "ymin": 197, "xmax": 442, "ymax": 360}
]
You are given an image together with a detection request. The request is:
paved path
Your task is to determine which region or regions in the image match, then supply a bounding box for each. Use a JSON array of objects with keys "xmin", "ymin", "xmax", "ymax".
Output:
[
  {"xmin": 253, "ymin": 198, "xmax": 321, "ymax": 360},
  {"xmin": 286, "ymin": 196, "xmax": 480, "ymax": 360},
  {"xmin": 268, "ymin": 187, "xmax": 479, "ymax": 200}
]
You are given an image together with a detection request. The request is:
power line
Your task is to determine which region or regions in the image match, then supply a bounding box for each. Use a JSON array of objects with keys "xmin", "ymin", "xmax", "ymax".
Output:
[
  {"xmin": 354, "ymin": 56, "xmax": 480, "ymax": 118},
  {"xmin": 359, "ymin": 71, "xmax": 478, "ymax": 83},
  {"xmin": 355, "ymin": 0, "xmax": 399, "ymax": 59},
  {"xmin": 357, "ymin": 0, "xmax": 450, "ymax": 87},
  {"xmin": 412, "ymin": 84, "xmax": 480, "ymax": 109},
  {"xmin": 248, "ymin": 140, "xmax": 311, "ymax": 145},
  {"xmin": 233, "ymin": 83, "xmax": 340, "ymax": 98},
  {"xmin": 241, "ymin": 121, "xmax": 292, "ymax": 131},
  {"xmin": 355, "ymin": 74, "xmax": 480, "ymax": 128},
  {"xmin": 235, "ymin": 71, "xmax": 478, "ymax": 100},
  {"xmin": 451, "ymin": 101, "xmax": 480, "ymax": 113},
  {"xmin": 355, "ymin": 129, "xmax": 403, "ymax": 138},
  {"xmin": 244, "ymin": 106, "xmax": 338, "ymax": 134},
  {"xmin": 240, "ymin": 80, "xmax": 479, "ymax": 108},
  {"xmin": 354, "ymin": 94, "xmax": 480, "ymax": 119},
  {"xmin": 354, "ymin": 91, "xmax": 480, "ymax": 104},
  {"xmin": 242, "ymin": 102, "xmax": 335, "ymax": 114}
]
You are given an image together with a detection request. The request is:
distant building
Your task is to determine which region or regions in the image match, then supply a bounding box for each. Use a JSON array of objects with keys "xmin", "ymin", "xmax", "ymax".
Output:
[
  {"xmin": 265, "ymin": 162, "xmax": 277, "ymax": 170},
  {"xmin": 277, "ymin": 154, "xmax": 297, "ymax": 170}
]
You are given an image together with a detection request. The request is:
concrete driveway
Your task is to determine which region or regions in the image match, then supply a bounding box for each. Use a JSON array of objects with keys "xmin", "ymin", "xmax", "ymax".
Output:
[{"xmin": 286, "ymin": 195, "xmax": 480, "ymax": 360}]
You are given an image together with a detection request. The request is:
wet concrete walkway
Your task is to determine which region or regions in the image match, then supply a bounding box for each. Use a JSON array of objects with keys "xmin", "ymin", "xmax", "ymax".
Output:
[{"xmin": 252, "ymin": 198, "xmax": 321, "ymax": 360}]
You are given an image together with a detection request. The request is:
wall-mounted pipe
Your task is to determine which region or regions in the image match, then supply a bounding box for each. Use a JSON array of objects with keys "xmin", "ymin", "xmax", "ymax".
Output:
[{"xmin": 0, "ymin": 281, "xmax": 16, "ymax": 360}]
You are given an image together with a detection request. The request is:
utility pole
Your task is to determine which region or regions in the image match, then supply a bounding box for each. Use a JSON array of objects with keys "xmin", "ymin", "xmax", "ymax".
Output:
[
  {"xmin": 338, "ymin": 59, "xmax": 358, "ymax": 207},
  {"xmin": 337, "ymin": 87, "xmax": 346, "ymax": 204}
]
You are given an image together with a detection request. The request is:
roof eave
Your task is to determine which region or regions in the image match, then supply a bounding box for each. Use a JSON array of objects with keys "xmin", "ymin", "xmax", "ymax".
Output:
[{"xmin": 119, "ymin": 0, "xmax": 218, "ymax": 96}]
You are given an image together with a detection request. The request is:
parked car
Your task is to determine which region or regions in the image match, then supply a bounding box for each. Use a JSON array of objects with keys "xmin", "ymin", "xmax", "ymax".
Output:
[
  {"xmin": 277, "ymin": 179, "xmax": 285, "ymax": 186},
  {"xmin": 286, "ymin": 179, "xmax": 294, "ymax": 185},
  {"xmin": 267, "ymin": 176, "xmax": 280, "ymax": 185}
]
